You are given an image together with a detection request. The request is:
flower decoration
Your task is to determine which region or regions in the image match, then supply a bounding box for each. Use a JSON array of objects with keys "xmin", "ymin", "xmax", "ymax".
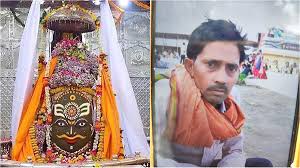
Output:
[
  {"xmin": 52, "ymin": 39, "xmax": 88, "ymax": 60},
  {"xmin": 31, "ymin": 44, "xmax": 125, "ymax": 163},
  {"xmin": 49, "ymin": 39, "xmax": 99, "ymax": 89}
]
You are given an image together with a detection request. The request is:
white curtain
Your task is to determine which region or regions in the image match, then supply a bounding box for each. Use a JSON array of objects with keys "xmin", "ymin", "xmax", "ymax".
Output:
[
  {"xmin": 100, "ymin": 0, "xmax": 150, "ymax": 157},
  {"xmin": 45, "ymin": 30, "xmax": 53, "ymax": 63},
  {"xmin": 11, "ymin": 0, "xmax": 41, "ymax": 144}
]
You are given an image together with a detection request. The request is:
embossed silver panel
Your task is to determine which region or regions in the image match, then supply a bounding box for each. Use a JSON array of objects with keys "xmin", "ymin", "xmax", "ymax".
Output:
[
  {"xmin": 0, "ymin": 8, "xmax": 25, "ymax": 139},
  {"xmin": 122, "ymin": 13, "xmax": 150, "ymax": 41},
  {"xmin": 130, "ymin": 77, "xmax": 150, "ymax": 137},
  {"xmin": 119, "ymin": 11, "xmax": 150, "ymax": 78},
  {"xmin": 118, "ymin": 11, "xmax": 150, "ymax": 137},
  {"xmin": 0, "ymin": 76, "xmax": 15, "ymax": 139}
]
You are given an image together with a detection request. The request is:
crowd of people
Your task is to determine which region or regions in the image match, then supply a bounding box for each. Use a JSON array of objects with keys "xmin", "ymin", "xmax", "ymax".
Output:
[
  {"xmin": 278, "ymin": 61, "xmax": 299, "ymax": 75},
  {"xmin": 155, "ymin": 48, "xmax": 181, "ymax": 69},
  {"xmin": 239, "ymin": 48, "xmax": 299, "ymax": 83},
  {"xmin": 239, "ymin": 49, "xmax": 268, "ymax": 82}
]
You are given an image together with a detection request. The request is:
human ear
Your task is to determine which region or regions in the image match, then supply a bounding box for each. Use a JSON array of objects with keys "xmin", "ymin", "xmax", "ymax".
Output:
[{"xmin": 184, "ymin": 58, "xmax": 194, "ymax": 78}]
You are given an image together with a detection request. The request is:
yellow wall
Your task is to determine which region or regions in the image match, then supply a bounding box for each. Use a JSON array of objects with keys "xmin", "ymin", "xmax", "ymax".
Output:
[{"xmin": 263, "ymin": 53, "xmax": 299, "ymax": 73}]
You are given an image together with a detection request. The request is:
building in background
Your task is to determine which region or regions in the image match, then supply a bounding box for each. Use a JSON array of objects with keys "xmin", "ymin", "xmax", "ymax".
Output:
[{"xmin": 260, "ymin": 28, "xmax": 300, "ymax": 74}]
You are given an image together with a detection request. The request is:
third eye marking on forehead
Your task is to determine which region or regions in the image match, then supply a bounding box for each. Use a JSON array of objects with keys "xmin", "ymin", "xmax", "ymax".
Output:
[
  {"xmin": 79, "ymin": 103, "xmax": 90, "ymax": 117},
  {"xmin": 54, "ymin": 104, "xmax": 66, "ymax": 118},
  {"xmin": 54, "ymin": 103, "xmax": 91, "ymax": 118}
]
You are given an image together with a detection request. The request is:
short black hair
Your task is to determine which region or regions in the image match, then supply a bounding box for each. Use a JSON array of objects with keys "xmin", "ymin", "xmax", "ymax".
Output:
[{"xmin": 187, "ymin": 19, "xmax": 247, "ymax": 63}]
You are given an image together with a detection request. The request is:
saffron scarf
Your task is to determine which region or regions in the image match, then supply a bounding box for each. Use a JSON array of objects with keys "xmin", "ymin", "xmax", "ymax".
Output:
[{"xmin": 164, "ymin": 67, "xmax": 245, "ymax": 147}]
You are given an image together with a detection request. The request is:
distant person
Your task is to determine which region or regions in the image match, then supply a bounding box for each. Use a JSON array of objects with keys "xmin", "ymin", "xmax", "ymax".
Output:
[
  {"xmin": 162, "ymin": 50, "xmax": 168, "ymax": 58},
  {"xmin": 240, "ymin": 63, "xmax": 252, "ymax": 82},
  {"xmin": 252, "ymin": 52, "xmax": 261, "ymax": 78},
  {"xmin": 180, "ymin": 43, "xmax": 186, "ymax": 64},
  {"xmin": 169, "ymin": 50, "xmax": 175, "ymax": 58},
  {"xmin": 155, "ymin": 52, "xmax": 161, "ymax": 68},
  {"xmin": 248, "ymin": 53, "xmax": 253, "ymax": 63},
  {"xmin": 156, "ymin": 52, "xmax": 169, "ymax": 69},
  {"xmin": 253, "ymin": 50, "xmax": 267, "ymax": 79},
  {"xmin": 292, "ymin": 63, "xmax": 299, "ymax": 74},
  {"xmin": 174, "ymin": 50, "xmax": 179, "ymax": 59}
]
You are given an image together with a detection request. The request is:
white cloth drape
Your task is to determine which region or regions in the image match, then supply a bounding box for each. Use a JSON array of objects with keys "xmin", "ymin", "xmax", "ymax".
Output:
[
  {"xmin": 11, "ymin": 0, "xmax": 41, "ymax": 144},
  {"xmin": 45, "ymin": 30, "xmax": 53, "ymax": 63},
  {"xmin": 100, "ymin": 0, "xmax": 150, "ymax": 157}
]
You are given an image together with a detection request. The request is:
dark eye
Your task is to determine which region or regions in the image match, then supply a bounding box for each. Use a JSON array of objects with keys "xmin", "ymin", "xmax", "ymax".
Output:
[
  {"xmin": 207, "ymin": 60, "xmax": 217, "ymax": 69},
  {"xmin": 56, "ymin": 120, "xmax": 67, "ymax": 127},
  {"xmin": 227, "ymin": 64, "xmax": 238, "ymax": 72},
  {"xmin": 76, "ymin": 120, "xmax": 87, "ymax": 127}
]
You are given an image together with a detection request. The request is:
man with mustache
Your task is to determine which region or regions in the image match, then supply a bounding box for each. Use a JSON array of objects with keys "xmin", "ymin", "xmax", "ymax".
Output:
[{"xmin": 155, "ymin": 19, "xmax": 273, "ymax": 167}]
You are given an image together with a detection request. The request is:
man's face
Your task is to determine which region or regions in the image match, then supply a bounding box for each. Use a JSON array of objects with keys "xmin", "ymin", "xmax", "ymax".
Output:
[{"xmin": 185, "ymin": 41, "xmax": 240, "ymax": 106}]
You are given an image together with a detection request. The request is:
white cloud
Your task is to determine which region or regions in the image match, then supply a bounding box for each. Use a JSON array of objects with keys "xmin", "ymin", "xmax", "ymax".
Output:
[
  {"xmin": 274, "ymin": 0, "xmax": 284, "ymax": 6},
  {"xmin": 286, "ymin": 24, "xmax": 300, "ymax": 35}
]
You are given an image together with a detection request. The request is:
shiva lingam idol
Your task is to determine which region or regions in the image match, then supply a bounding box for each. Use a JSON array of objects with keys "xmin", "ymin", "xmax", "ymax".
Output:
[{"xmin": 32, "ymin": 37, "xmax": 124, "ymax": 164}]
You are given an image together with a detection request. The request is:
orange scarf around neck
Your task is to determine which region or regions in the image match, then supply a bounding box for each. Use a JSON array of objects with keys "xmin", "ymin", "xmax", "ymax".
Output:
[{"xmin": 164, "ymin": 67, "xmax": 245, "ymax": 147}]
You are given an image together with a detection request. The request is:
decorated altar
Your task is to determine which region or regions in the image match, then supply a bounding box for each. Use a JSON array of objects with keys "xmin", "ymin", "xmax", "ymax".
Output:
[{"xmin": 0, "ymin": 0, "xmax": 150, "ymax": 166}]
